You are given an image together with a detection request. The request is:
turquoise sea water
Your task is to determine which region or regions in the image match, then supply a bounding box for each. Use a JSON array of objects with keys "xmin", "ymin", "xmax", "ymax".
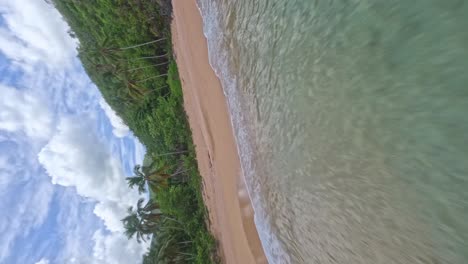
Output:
[{"xmin": 198, "ymin": 1, "xmax": 468, "ymax": 263}]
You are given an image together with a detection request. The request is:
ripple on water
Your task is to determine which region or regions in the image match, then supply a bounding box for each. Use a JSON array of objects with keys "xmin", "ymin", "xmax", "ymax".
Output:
[{"xmin": 198, "ymin": 0, "xmax": 468, "ymax": 263}]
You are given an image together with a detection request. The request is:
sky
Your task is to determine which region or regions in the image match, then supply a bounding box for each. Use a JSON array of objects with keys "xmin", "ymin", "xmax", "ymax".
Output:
[{"xmin": 0, "ymin": 0, "xmax": 149, "ymax": 263}]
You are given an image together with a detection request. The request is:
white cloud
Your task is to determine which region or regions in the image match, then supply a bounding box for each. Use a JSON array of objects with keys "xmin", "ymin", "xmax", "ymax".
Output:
[
  {"xmin": 0, "ymin": 101, "xmax": 55, "ymax": 262},
  {"xmin": 0, "ymin": 177, "xmax": 54, "ymax": 262},
  {"xmin": 52, "ymin": 190, "xmax": 100, "ymax": 264},
  {"xmin": 35, "ymin": 258, "xmax": 50, "ymax": 264},
  {"xmin": 0, "ymin": 0, "xmax": 78, "ymax": 70},
  {"xmin": 93, "ymin": 201, "xmax": 129, "ymax": 232},
  {"xmin": 92, "ymin": 231, "xmax": 149, "ymax": 264},
  {"xmin": 38, "ymin": 115, "xmax": 125, "ymax": 200},
  {"xmin": 99, "ymin": 99, "xmax": 130, "ymax": 138},
  {"xmin": 0, "ymin": 0, "xmax": 148, "ymax": 263},
  {"xmin": 0, "ymin": 84, "xmax": 53, "ymax": 140},
  {"xmin": 134, "ymin": 139, "xmax": 146, "ymax": 167},
  {"xmin": 38, "ymin": 116, "xmax": 138, "ymax": 226},
  {"xmin": 38, "ymin": 115, "xmax": 146, "ymax": 262}
]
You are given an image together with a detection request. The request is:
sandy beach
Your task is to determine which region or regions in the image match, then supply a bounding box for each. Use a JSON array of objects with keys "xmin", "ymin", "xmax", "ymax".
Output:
[{"xmin": 171, "ymin": 0, "xmax": 267, "ymax": 263}]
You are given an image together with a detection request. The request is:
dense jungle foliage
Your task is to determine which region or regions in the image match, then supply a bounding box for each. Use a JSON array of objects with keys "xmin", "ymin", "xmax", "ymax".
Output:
[{"xmin": 52, "ymin": 1, "xmax": 218, "ymax": 263}]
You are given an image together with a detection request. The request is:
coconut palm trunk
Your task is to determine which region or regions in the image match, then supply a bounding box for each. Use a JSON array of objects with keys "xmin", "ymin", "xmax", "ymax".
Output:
[
  {"xmin": 132, "ymin": 53, "xmax": 168, "ymax": 60},
  {"xmin": 142, "ymin": 213, "xmax": 162, "ymax": 222},
  {"xmin": 152, "ymin": 150, "xmax": 189, "ymax": 157},
  {"xmin": 171, "ymin": 168, "xmax": 188, "ymax": 177},
  {"xmin": 136, "ymin": 73, "xmax": 169, "ymax": 83},
  {"xmin": 119, "ymin": 38, "xmax": 166, "ymax": 50},
  {"xmin": 128, "ymin": 61, "xmax": 170, "ymax": 72}
]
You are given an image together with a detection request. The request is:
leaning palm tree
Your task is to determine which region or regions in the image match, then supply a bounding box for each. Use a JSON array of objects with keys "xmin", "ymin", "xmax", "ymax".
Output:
[
  {"xmin": 116, "ymin": 68, "xmax": 150, "ymax": 100},
  {"xmin": 135, "ymin": 73, "xmax": 169, "ymax": 83},
  {"xmin": 89, "ymin": 35, "xmax": 167, "ymax": 54},
  {"xmin": 130, "ymin": 53, "xmax": 169, "ymax": 61},
  {"xmin": 118, "ymin": 38, "xmax": 167, "ymax": 50},
  {"xmin": 82, "ymin": 36, "xmax": 168, "ymax": 68}
]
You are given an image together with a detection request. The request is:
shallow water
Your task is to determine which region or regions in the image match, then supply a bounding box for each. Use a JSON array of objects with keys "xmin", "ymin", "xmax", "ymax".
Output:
[{"xmin": 197, "ymin": 0, "xmax": 468, "ymax": 263}]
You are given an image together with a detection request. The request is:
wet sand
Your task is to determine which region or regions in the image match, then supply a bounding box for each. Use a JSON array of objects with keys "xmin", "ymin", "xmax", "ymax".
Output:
[{"xmin": 171, "ymin": 0, "xmax": 267, "ymax": 263}]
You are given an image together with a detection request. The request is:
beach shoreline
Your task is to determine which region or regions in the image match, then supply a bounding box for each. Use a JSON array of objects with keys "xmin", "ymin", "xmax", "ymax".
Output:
[{"xmin": 171, "ymin": 0, "xmax": 268, "ymax": 263}]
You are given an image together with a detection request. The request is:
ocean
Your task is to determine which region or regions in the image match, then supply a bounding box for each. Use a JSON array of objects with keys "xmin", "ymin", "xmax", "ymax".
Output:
[{"xmin": 197, "ymin": 0, "xmax": 468, "ymax": 263}]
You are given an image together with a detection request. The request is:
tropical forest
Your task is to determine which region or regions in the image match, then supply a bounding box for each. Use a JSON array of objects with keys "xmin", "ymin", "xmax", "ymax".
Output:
[{"xmin": 52, "ymin": 0, "xmax": 218, "ymax": 263}]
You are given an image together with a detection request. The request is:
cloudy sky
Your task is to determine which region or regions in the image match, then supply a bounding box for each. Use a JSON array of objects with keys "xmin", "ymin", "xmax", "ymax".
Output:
[{"xmin": 0, "ymin": 0, "xmax": 148, "ymax": 263}]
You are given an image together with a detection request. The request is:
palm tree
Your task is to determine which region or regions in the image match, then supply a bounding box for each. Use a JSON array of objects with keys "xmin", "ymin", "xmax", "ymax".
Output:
[
  {"xmin": 120, "ymin": 75, "xmax": 149, "ymax": 100},
  {"xmin": 136, "ymin": 198, "xmax": 160, "ymax": 215},
  {"xmin": 126, "ymin": 162, "xmax": 188, "ymax": 193},
  {"xmin": 88, "ymin": 35, "xmax": 166, "ymax": 54},
  {"xmin": 128, "ymin": 164, "xmax": 172, "ymax": 193},
  {"xmin": 82, "ymin": 36, "xmax": 168, "ymax": 69},
  {"xmin": 126, "ymin": 164, "xmax": 170, "ymax": 193},
  {"xmin": 126, "ymin": 165, "xmax": 147, "ymax": 194},
  {"xmin": 152, "ymin": 223, "xmax": 195, "ymax": 263},
  {"xmin": 137, "ymin": 198, "xmax": 163, "ymax": 223},
  {"xmin": 121, "ymin": 207, "xmax": 157, "ymax": 243},
  {"xmin": 81, "ymin": 36, "xmax": 121, "ymax": 62}
]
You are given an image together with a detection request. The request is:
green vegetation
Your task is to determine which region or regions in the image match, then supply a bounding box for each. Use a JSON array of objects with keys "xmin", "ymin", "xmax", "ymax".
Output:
[{"xmin": 52, "ymin": 0, "xmax": 218, "ymax": 263}]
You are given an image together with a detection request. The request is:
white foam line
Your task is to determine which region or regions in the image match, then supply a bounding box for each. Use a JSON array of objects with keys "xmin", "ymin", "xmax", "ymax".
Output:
[{"xmin": 194, "ymin": 1, "xmax": 289, "ymax": 263}]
